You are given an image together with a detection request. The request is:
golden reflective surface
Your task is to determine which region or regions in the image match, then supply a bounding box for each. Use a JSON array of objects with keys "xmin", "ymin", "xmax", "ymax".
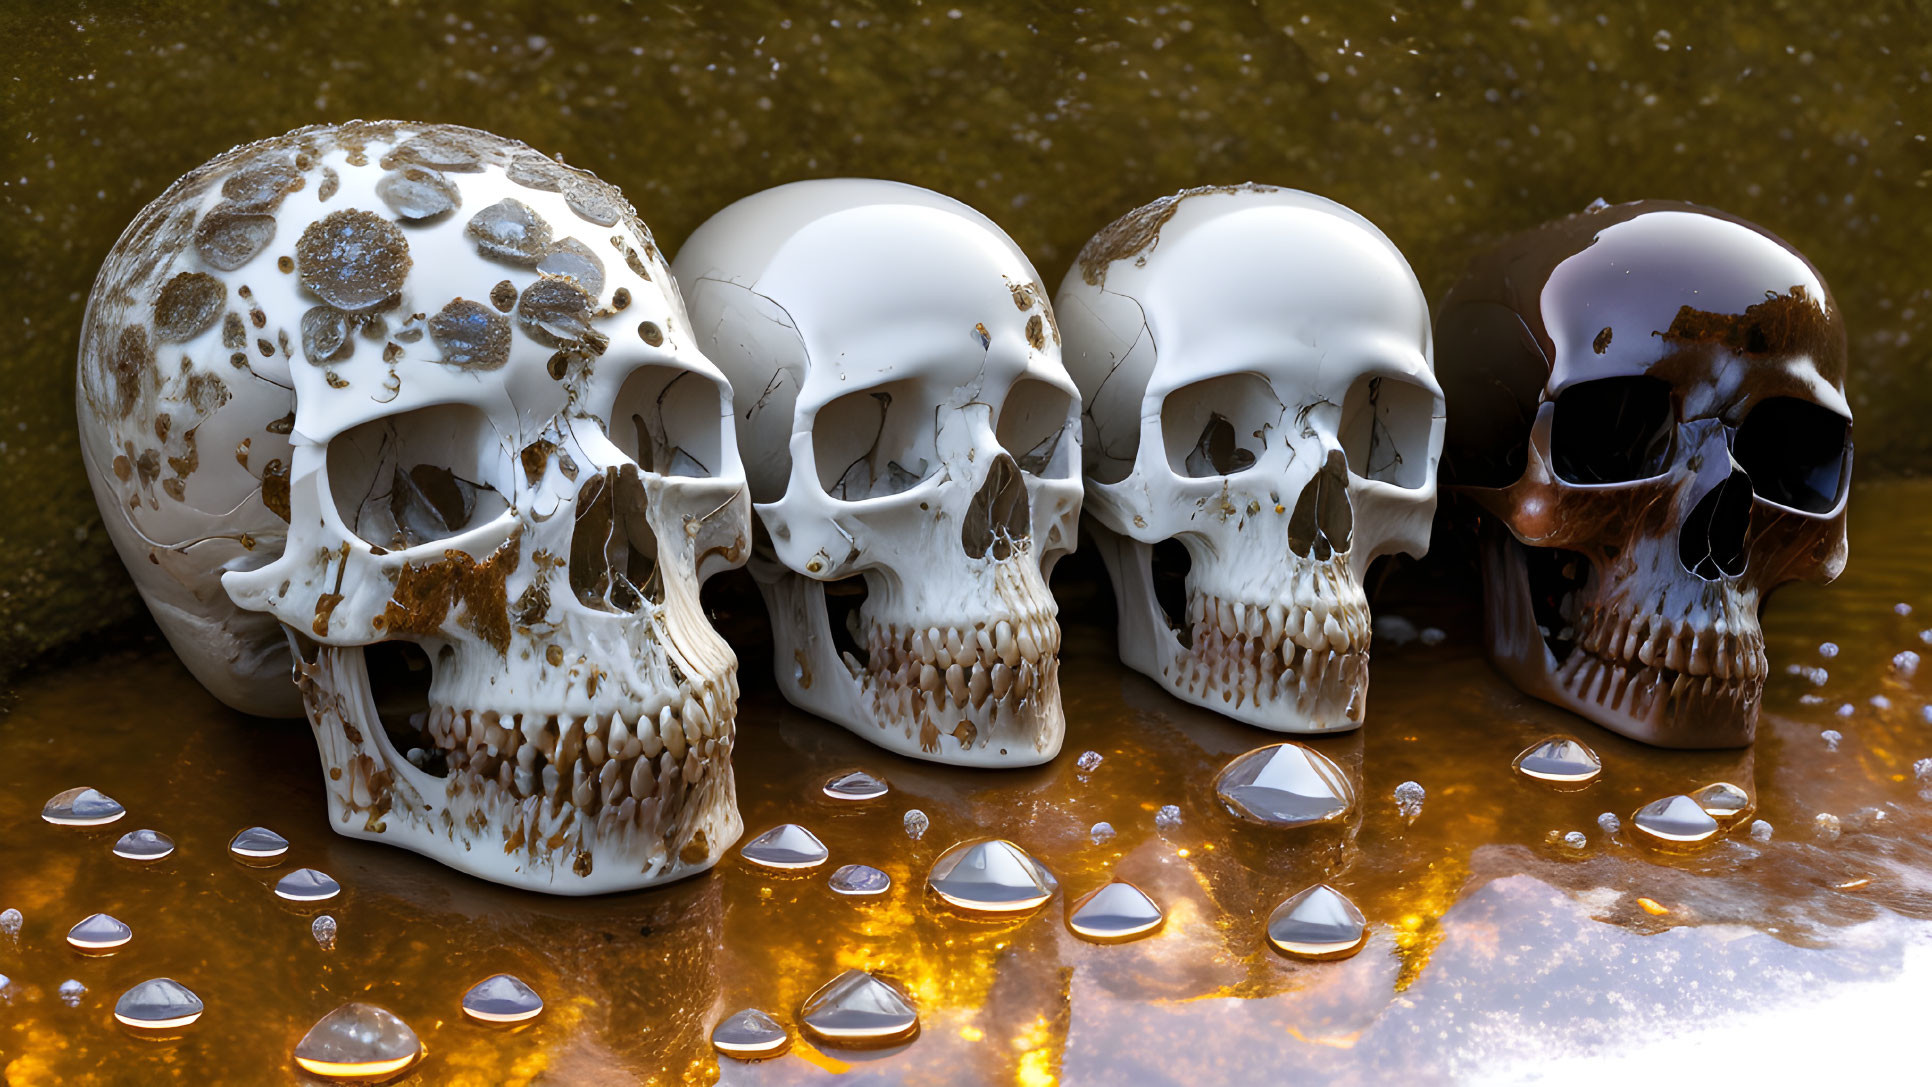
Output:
[{"xmin": 4, "ymin": 481, "xmax": 1932, "ymax": 1083}]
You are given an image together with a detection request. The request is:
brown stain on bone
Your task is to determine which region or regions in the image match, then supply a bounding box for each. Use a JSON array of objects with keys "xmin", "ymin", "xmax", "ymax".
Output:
[
  {"xmin": 1657, "ymin": 285, "xmax": 1833, "ymax": 360},
  {"xmin": 1076, "ymin": 183, "xmax": 1250, "ymax": 286},
  {"xmin": 381, "ymin": 534, "xmax": 521, "ymax": 653}
]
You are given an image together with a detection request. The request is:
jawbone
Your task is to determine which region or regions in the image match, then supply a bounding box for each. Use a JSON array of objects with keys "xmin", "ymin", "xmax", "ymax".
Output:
[{"xmin": 295, "ymin": 641, "xmax": 742, "ymax": 894}]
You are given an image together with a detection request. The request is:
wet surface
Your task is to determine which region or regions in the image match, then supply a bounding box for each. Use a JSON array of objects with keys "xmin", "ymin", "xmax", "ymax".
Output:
[{"xmin": 3, "ymin": 480, "xmax": 1932, "ymax": 1084}]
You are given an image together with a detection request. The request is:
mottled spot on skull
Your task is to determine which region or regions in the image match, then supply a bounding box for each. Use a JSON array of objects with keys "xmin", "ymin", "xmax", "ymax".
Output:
[
  {"xmin": 489, "ymin": 280, "xmax": 518, "ymax": 313},
  {"xmin": 382, "ymin": 129, "xmax": 491, "ymax": 173},
  {"xmin": 194, "ymin": 207, "xmax": 276, "ymax": 271},
  {"xmin": 235, "ymin": 437, "xmax": 251, "ymax": 467},
  {"xmin": 520, "ymin": 439, "xmax": 557, "ymax": 485},
  {"xmin": 1593, "ymin": 326, "xmax": 1613, "ymax": 354},
  {"xmin": 429, "ymin": 298, "xmax": 512, "ymax": 370},
  {"xmin": 546, "ymin": 352, "xmax": 570, "ymax": 380},
  {"xmin": 537, "ymin": 238, "xmax": 605, "ymax": 298},
  {"xmin": 318, "ymin": 168, "xmax": 340, "ymax": 202},
  {"xmin": 517, "ymin": 276, "xmax": 594, "ymax": 346},
  {"xmin": 467, "ymin": 199, "xmax": 552, "ymax": 265},
  {"xmin": 638, "ymin": 320, "xmax": 663, "ymax": 347},
  {"xmin": 257, "ymin": 337, "xmax": 274, "ymax": 357},
  {"xmin": 135, "ymin": 448, "xmax": 162, "ymax": 488},
  {"xmin": 91, "ymin": 326, "xmax": 155, "ymax": 420},
  {"xmin": 611, "ymin": 235, "xmax": 653, "ymax": 280},
  {"xmin": 377, "ymin": 166, "xmax": 461, "ymax": 222},
  {"xmin": 325, "ymin": 372, "xmax": 349, "ymax": 389},
  {"xmin": 506, "ymin": 152, "xmax": 571, "ymax": 192},
  {"xmin": 221, "ymin": 312, "xmax": 245, "ymax": 349},
  {"xmin": 514, "ymin": 580, "xmax": 551, "ymax": 627},
  {"xmin": 278, "ymin": 255, "xmax": 294, "ymax": 273},
  {"xmin": 557, "ymin": 451, "xmax": 578, "ymax": 480},
  {"xmin": 612, "ymin": 287, "xmax": 631, "ymax": 311},
  {"xmin": 261, "ymin": 458, "xmax": 291, "ymax": 521},
  {"xmin": 152, "ymin": 272, "xmax": 226, "ymax": 342},
  {"xmin": 112, "ymin": 454, "xmax": 132, "ymax": 481},
  {"xmin": 184, "ymin": 370, "xmax": 228, "ymax": 414},
  {"xmin": 154, "ymin": 412, "xmax": 172, "ymax": 443},
  {"xmin": 1658, "ymin": 284, "xmax": 1832, "ymax": 359},
  {"xmin": 545, "ymin": 644, "xmax": 564, "ymax": 667},
  {"xmin": 297, "ymin": 209, "xmax": 412, "ymax": 312},
  {"xmin": 220, "ymin": 155, "xmax": 302, "ymax": 210},
  {"xmin": 266, "ymin": 411, "xmax": 294, "ymax": 435},
  {"xmin": 381, "ymin": 535, "xmax": 521, "ymax": 654},
  {"xmin": 562, "ymin": 176, "xmax": 623, "ymax": 227},
  {"xmin": 1009, "ymin": 282, "xmax": 1036, "ymax": 310},
  {"xmin": 1077, "ymin": 183, "xmax": 1250, "ymax": 286},
  {"xmin": 250, "ymin": 308, "xmax": 267, "ymax": 329},
  {"xmin": 228, "ymin": 352, "xmax": 246, "ymax": 368},
  {"xmin": 382, "ymin": 342, "xmax": 404, "ymax": 364},
  {"xmin": 313, "ymin": 592, "xmax": 343, "ymax": 637},
  {"xmin": 1026, "ymin": 314, "xmax": 1046, "ymax": 350},
  {"xmin": 973, "ymin": 322, "xmax": 991, "ymax": 349}
]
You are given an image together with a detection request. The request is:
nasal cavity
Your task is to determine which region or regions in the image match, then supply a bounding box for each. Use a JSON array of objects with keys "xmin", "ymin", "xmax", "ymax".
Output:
[
  {"xmin": 569, "ymin": 466, "xmax": 661, "ymax": 612},
  {"xmin": 1678, "ymin": 469, "xmax": 1752, "ymax": 581},
  {"xmin": 1288, "ymin": 449, "xmax": 1354, "ymax": 561},
  {"xmin": 962, "ymin": 453, "xmax": 1029, "ymax": 561}
]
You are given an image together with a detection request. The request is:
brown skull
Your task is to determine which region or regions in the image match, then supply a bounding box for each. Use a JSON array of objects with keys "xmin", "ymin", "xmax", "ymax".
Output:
[{"xmin": 1435, "ymin": 200, "xmax": 1851, "ymax": 748}]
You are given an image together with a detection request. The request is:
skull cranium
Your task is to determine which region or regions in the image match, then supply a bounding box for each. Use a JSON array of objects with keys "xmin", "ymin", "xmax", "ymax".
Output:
[
  {"xmin": 673, "ymin": 179, "xmax": 1081, "ymax": 766},
  {"xmin": 1056, "ymin": 184, "xmax": 1442, "ymax": 732},
  {"xmin": 77, "ymin": 122, "xmax": 749, "ymax": 892},
  {"xmin": 1434, "ymin": 200, "xmax": 1852, "ymax": 748}
]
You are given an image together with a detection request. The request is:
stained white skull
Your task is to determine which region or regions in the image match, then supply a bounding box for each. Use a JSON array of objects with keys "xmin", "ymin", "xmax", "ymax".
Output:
[
  {"xmin": 76, "ymin": 122, "xmax": 749, "ymax": 893},
  {"xmin": 1055, "ymin": 185, "xmax": 1441, "ymax": 731},
  {"xmin": 672, "ymin": 179, "xmax": 1080, "ymax": 766}
]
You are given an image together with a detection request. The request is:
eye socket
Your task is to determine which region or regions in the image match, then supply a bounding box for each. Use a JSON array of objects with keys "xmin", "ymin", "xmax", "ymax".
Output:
[
  {"xmin": 611, "ymin": 365, "xmax": 725, "ymax": 477},
  {"xmin": 997, "ymin": 378, "xmax": 1075, "ymax": 477},
  {"xmin": 1549, "ymin": 376, "xmax": 1675, "ymax": 484},
  {"xmin": 1338, "ymin": 374, "xmax": 1438, "ymax": 488},
  {"xmin": 1160, "ymin": 373, "xmax": 1283, "ymax": 478},
  {"xmin": 327, "ymin": 404, "xmax": 512, "ymax": 550},
  {"xmin": 1734, "ymin": 396, "xmax": 1849, "ymax": 513},
  {"xmin": 811, "ymin": 379, "xmax": 937, "ymax": 500}
]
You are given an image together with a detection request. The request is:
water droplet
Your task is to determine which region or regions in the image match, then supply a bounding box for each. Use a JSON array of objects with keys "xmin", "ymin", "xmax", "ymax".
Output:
[
  {"xmin": 1067, "ymin": 881, "xmax": 1163, "ymax": 942},
  {"xmin": 312, "ymin": 915, "xmax": 337, "ymax": 950},
  {"xmin": 275, "ymin": 868, "xmax": 342, "ymax": 902},
  {"xmin": 428, "ymin": 298, "xmax": 512, "ymax": 370},
  {"xmin": 1814, "ymin": 812, "xmax": 1843, "ymax": 841},
  {"xmin": 903, "ymin": 809, "xmax": 929, "ymax": 841},
  {"xmin": 1597, "ymin": 812, "xmax": 1621, "ymax": 835},
  {"xmin": 115, "ymin": 978, "xmax": 203, "ymax": 1030},
  {"xmin": 376, "ymin": 166, "xmax": 460, "ymax": 222},
  {"xmin": 1630, "ymin": 795, "xmax": 1721, "ymax": 847},
  {"xmin": 113, "ymin": 828, "xmax": 175, "ymax": 861},
  {"xmin": 152, "ymin": 271, "xmax": 226, "ymax": 342},
  {"xmin": 1393, "ymin": 780, "xmax": 1426, "ymax": 820},
  {"xmin": 1895, "ymin": 651, "xmax": 1921, "ymax": 678},
  {"xmin": 823, "ymin": 770, "xmax": 888, "ymax": 801},
  {"xmin": 1214, "ymin": 743, "xmax": 1354, "ymax": 828},
  {"xmin": 1562, "ymin": 830, "xmax": 1588, "ymax": 850},
  {"xmin": 462, "ymin": 974, "xmax": 543, "ymax": 1023},
  {"xmin": 712, "ymin": 1008, "xmax": 790, "ymax": 1059},
  {"xmin": 294, "ymin": 1003, "xmax": 423, "ymax": 1080},
  {"xmin": 1750, "ymin": 819, "xmax": 1775, "ymax": 842},
  {"xmin": 1154, "ymin": 804, "xmax": 1183, "ymax": 831},
  {"xmin": 0, "ymin": 909, "xmax": 19, "ymax": 937},
  {"xmin": 1075, "ymin": 750, "xmax": 1103, "ymax": 773},
  {"xmin": 828, "ymin": 864, "xmax": 891, "ymax": 897},
  {"xmin": 1088, "ymin": 821, "xmax": 1116, "ymax": 845},
  {"xmin": 59, "ymin": 979, "xmax": 86, "ymax": 1007},
  {"xmin": 1822, "ymin": 729, "xmax": 1843, "ymax": 751},
  {"xmin": 562, "ymin": 176, "xmax": 624, "ymax": 227},
  {"xmin": 1512, "ymin": 736, "xmax": 1603, "ymax": 785},
  {"xmin": 1692, "ymin": 782, "xmax": 1753, "ymax": 824},
  {"xmin": 799, "ymin": 970, "xmax": 919, "ymax": 1047},
  {"xmin": 536, "ymin": 238, "xmax": 607, "ymax": 298},
  {"xmin": 194, "ymin": 207, "xmax": 276, "ymax": 271},
  {"xmin": 466, "ymin": 198, "xmax": 553, "ymax": 265},
  {"xmin": 740, "ymin": 824, "xmax": 829, "ymax": 870},
  {"xmin": 1265, "ymin": 884, "xmax": 1368, "ymax": 961},
  {"xmin": 43, "ymin": 786, "xmax": 125, "ymax": 826},
  {"xmin": 1819, "ymin": 641, "xmax": 1840, "ymax": 658},
  {"xmin": 516, "ymin": 276, "xmax": 594, "ymax": 346},
  {"xmin": 297, "ymin": 210, "xmax": 412, "ymax": 312},
  {"xmin": 927, "ymin": 839, "xmax": 1055, "ymax": 913},
  {"xmin": 67, "ymin": 913, "xmax": 132, "ymax": 951},
  {"xmin": 231, "ymin": 826, "xmax": 290, "ymax": 861}
]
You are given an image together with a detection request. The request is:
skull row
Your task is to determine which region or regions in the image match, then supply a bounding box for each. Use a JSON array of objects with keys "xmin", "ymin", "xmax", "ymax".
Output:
[{"xmin": 78, "ymin": 121, "xmax": 1848, "ymax": 895}]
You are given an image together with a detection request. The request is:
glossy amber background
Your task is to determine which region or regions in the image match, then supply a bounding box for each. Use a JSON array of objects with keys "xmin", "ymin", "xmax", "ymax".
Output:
[{"xmin": 2, "ymin": 0, "xmax": 1929, "ymax": 671}]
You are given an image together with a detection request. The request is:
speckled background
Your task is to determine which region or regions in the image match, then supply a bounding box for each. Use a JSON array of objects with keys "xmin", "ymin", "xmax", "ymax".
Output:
[{"xmin": 3, "ymin": 0, "xmax": 1927, "ymax": 675}]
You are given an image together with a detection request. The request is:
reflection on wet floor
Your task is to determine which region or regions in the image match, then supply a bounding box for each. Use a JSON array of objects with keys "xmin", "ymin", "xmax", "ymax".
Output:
[{"xmin": 2, "ymin": 481, "xmax": 1932, "ymax": 1084}]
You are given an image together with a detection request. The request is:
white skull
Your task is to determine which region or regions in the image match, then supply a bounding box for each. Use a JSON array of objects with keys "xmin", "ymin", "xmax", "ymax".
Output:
[
  {"xmin": 672, "ymin": 179, "xmax": 1081, "ymax": 766},
  {"xmin": 76, "ymin": 122, "xmax": 749, "ymax": 893},
  {"xmin": 1055, "ymin": 185, "xmax": 1441, "ymax": 732}
]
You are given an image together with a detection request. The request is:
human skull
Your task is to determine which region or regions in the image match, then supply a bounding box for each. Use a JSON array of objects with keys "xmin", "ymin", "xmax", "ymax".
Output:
[
  {"xmin": 1435, "ymin": 200, "xmax": 1851, "ymax": 748},
  {"xmin": 77, "ymin": 121, "xmax": 750, "ymax": 892},
  {"xmin": 1055, "ymin": 185, "xmax": 1441, "ymax": 731},
  {"xmin": 672, "ymin": 179, "xmax": 1081, "ymax": 766}
]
